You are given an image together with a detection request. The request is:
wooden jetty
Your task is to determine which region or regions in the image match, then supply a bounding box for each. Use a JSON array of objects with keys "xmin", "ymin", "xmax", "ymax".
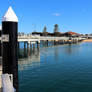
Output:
[{"xmin": 18, "ymin": 35, "xmax": 85, "ymax": 49}]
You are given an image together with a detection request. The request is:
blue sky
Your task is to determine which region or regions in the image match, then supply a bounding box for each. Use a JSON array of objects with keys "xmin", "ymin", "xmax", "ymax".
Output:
[{"xmin": 0, "ymin": 0, "xmax": 92, "ymax": 34}]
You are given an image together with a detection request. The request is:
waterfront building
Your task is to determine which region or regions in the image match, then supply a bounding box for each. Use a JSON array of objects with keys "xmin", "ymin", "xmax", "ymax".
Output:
[{"xmin": 63, "ymin": 31, "xmax": 80, "ymax": 37}]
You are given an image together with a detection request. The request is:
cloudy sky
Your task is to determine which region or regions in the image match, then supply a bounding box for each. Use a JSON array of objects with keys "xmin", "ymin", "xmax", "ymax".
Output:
[{"xmin": 0, "ymin": 0, "xmax": 92, "ymax": 34}]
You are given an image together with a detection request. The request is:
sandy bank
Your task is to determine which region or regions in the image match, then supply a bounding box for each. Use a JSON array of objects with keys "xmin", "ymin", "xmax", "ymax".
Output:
[{"xmin": 83, "ymin": 39, "xmax": 92, "ymax": 42}]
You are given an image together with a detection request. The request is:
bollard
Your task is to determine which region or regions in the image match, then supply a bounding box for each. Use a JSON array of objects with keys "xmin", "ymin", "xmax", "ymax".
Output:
[
  {"xmin": 30, "ymin": 43, "xmax": 32, "ymax": 51},
  {"xmin": 54, "ymin": 40, "xmax": 56, "ymax": 45},
  {"xmin": 27, "ymin": 42, "xmax": 30, "ymax": 56},
  {"xmin": 0, "ymin": 26, "xmax": 2, "ymax": 57},
  {"xmin": 24, "ymin": 42, "xmax": 26, "ymax": 50},
  {"xmin": 37, "ymin": 41, "xmax": 40, "ymax": 50},
  {"xmin": 33, "ymin": 43, "xmax": 35, "ymax": 51},
  {"xmin": 31, "ymin": 42, "xmax": 35, "ymax": 54},
  {"xmin": 24, "ymin": 42, "xmax": 26, "ymax": 57},
  {"xmin": 2, "ymin": 6, "xmax": 18, "ymax": 92}
]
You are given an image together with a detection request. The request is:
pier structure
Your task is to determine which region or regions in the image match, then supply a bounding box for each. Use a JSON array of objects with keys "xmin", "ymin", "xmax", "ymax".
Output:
[
  {"xmin": 18, "ymin": 35, "xmax": 85, "ymax": 49},
  {"xmin": 18, "ymin": 35, "xmax": 40, "ymax": 52}
]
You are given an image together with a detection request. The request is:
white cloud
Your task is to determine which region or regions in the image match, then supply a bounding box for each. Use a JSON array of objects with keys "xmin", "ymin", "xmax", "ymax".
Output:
[{"xmin": 53, "ymin": 13, "xmax": 61, "ymax": 16}]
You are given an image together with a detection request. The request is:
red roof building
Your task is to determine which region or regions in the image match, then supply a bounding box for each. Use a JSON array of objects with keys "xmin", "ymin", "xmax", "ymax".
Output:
[{"xmin": 63, "ymin": 31, "xmax": 80, "ymax": 37}]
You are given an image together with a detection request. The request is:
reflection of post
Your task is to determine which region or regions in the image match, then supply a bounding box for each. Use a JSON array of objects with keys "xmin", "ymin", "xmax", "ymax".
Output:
[
  {"xmin": 66, "ymin": 44, "xmax": 72, "ymax": 54},
  {"xmin": 47, "ymin": 40, "xmax": 48, "ymax": 46},
  {"xmin": 62, "ymin": 40, "xmax": 64, "ymax": 44},
  {"xmin": 58, "ymin": 40, "xmax": 59, "ymax": 44},
  {"xmin": 18, "ymin": 48, "xmax": 40, "ymax": 70},
  {"xmin": 43, "ymin": 41, "xmax": 45, "ymax": 47},
  {"xmin": 37, "ymin": 48, "xmax": 40, "ymax": 56},
  {"xmin": 33, "ymin": 43, "xmax": 35, "ymax": 52},
  {"xmin": 2, "ymin": 7, "xmax": 18, "ymax": 92},
  {"xmin": 54, "ymin": 47, "xmax": 58, "ymax": 61},
  {"xmin": 63, "ymin": 40, "xmax": 65, "ymax": 44}
]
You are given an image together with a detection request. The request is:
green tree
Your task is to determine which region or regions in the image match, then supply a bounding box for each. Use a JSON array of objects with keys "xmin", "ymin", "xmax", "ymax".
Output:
[
  {"xmin": 54, "ymin": 24, "xmax": 59, "ymax": 33},
  {"xmin": 43, "ymin": 26, "xmax": 47, "ymax": 36},
  {"xmin": 43, "ymin": 26, "xmax": 47, "ymax": 33}
]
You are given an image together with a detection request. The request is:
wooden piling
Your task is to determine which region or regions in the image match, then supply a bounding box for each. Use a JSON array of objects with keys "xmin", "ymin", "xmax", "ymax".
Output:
[{"xmin": 27, "ymin": 42, "xmax": 30, "ymax": 56}]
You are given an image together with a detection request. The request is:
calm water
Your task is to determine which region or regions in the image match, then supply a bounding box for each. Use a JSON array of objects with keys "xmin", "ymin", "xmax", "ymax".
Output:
[{"xmin": 18, "ymin": 42, "xmax": 92, "ymax": 92}]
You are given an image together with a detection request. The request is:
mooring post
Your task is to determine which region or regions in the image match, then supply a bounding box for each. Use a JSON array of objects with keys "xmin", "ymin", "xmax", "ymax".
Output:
[
  {"xmin": 27, "ymin": 41, "xmax": 30, "ymax": 56},
  {"xmin": 0, "ymin": 26, "xmax": 2, "ymax": 57},
  {"xmin": 30, "ymin": 42, "xmax": 32, "ymax": 51},
  {"xmin": 37, "ymin": 41, "xmax": 40, "ymax": 50},
  {"xmin": 27, "ymin": 42, "xmax": 29, "ymax": 50},
  {"xmin": 24, "ymin": 42, "xmax": 26, "ymax": 50},
  {"xmin": 43, "ymin": 41, "xmax": 45, "ymax": 47},
  {"xmin": 24, "ymin": 42, "xmax": 26, "ymax": 56},
  {"xmin": 54, "ymin": 40, "xmax": 56, "ymax": 45},
  {"xmin": 2, "ymin": 6, "xmax": 18, "ymax": 92},
  {"xmin": 33, "ymin": 42, "xmax": 35, "ymax": 52}
]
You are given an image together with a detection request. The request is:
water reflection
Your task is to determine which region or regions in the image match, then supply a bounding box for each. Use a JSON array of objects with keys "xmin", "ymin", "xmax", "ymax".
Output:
[
  {"xmin": 18, "ymin": 49, "xmax": 40, "ymax": 70},
  {"xmin": 18, "ymin": 44, "xmax": 81, "ymax": 70},
  {"xmin": 62, "ymin": 44, "xmax": 81, "ymax": 55},
  {"xmin": 54, "ymin": 47, "xmax": 59, "ymax": 61}
]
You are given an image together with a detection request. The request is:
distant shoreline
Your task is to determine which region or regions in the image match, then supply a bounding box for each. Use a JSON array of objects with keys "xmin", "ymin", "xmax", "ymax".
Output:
[{"xmin": 83, "ymin": 39, "xmax": 92, "ymax": 42}]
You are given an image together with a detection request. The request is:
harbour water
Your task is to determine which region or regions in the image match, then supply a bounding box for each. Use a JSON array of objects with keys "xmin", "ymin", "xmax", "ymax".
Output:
[{"xmin": 18, "ymin": 42, "xmax": 92, "ymax": 92}]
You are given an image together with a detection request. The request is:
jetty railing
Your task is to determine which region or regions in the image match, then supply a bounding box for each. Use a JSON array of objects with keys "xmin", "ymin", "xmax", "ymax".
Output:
[{"xmin": 18, "ymin": 35, "xmax": 86, "ymax": 41}]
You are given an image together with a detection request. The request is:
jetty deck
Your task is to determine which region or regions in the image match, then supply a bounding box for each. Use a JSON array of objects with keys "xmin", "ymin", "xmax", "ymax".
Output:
[{"xmin": 18, "ymin": 35, "xmax": 86, "ymax": 43}]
